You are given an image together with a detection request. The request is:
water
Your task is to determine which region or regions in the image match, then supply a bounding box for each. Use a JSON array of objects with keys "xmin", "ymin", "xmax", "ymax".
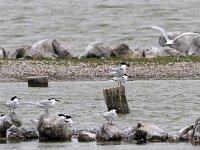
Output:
[
  {"xmin": 0, "ymin": 0, "xmax": 200, "ymax": 55},
  {"xmin": 0, "ymin": 80, "xmax": 200, "ymax": 149}
]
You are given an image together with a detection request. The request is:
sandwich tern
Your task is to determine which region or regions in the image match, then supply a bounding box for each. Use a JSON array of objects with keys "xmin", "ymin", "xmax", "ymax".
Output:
[
  {"xmin": 103, "ymin": 109, "xmax": 117, "ymax": 125},
  {"xmin": 3, "ymin": 96, "xmax": 20, "ymax": 113},
  {"xmin": 151, "ymin": 25, "xmax": 198, "ymax": 45},
  {"xmin": 111, "ymin": 62, "xmax": 130, "ymax": 77},
  {"xmin": 35, "ymin": 98, "xmax": 60, "ymax": 113},
  {"xmin": 109, "ymin": 74, "xmax": 128, "ymax": 86},
  {"xmin": 58, "ymin": 114, "xmax": 73, "ymax": 128}
]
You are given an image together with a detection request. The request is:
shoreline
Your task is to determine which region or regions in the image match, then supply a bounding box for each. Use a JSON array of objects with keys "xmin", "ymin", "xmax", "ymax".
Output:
[{"xmin": 0, "ymin": 59, "xmax": 200, "ymax": 82}]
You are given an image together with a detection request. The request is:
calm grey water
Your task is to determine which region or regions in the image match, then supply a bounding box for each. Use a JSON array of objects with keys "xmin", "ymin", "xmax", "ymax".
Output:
[
  {"xmin": 0, "ymin": 0, "xmax": 200, "ymax": 54},
  {"xmin": 0, "ymin": 80, "xmax": 200, "ymax": 149}
]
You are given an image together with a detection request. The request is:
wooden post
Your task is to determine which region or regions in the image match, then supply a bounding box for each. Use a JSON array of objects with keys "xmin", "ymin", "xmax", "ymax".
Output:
[
  {"xmin": 103, "ymin": 86, "xmax": 130, "ymax": 113},
  {"xmin": 28, "ymin": 76, "xmax": 48, "ymax": 87}
]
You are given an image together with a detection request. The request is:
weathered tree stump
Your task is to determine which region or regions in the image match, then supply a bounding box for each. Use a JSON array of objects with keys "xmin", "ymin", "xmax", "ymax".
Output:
[
  {"xmin": 28, "ymin": 76, "xmax": 48, "ymax": 87},
  {"xmin": 103, "ymin": 86, "xmax": 130, "ymax": 113}
]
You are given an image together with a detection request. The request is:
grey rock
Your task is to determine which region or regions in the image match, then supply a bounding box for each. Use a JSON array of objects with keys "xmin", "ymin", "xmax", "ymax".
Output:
[
  {"xmin": 25, "ymin": 39, "xmax": 58, "ymax": 59},
  {"xmin": 135, "ymin": 122, "xmax": 167, "ymax": 142},
  {"xmin": 77, "ymin": 131, "xmax": 96, "ymax": 142},
  {"xmin": 6, "ymin": 125, "xmax": 24, "ymax": 141},
  {"xmin": 122, "ymin": 126, "xmax": 136, "ymax": 140},
  {"xmin": 143, "ymin": 46, "xmax": 185, "ymax": 58},
  {"xmin": 19, "ymin": 127, "xmax": 39, "ymax": 139},
  {"xmin": 52, "ymin": 39, "xmax": 74, "ymax": 58},
  {"xmin": 0, "ymin": 113, "xmax": 22, "ymax": 138},
  {"xmin": 159, "ymin": 32, "xmax": 198, "ymax": 55},
  {"xmin": 96, "ymin": 124, "xmax": 122, "ymax": 141},
  {"xmin": 37, "ymin": 114, "xmax": 72, "ymax": 141},
  {"xmin": 6, "ymin": 45, "xmax": 31, "ymax": 59},
  {"xmin": 80, "ymin": 41, "xmax": 113, "ymax": 58},
  {"xmin": 0, "ymin": 47, "xmax": 6, "ymax": 59},
  {"xmin": 188, "ymin": 37, "xmax": 200, "ymax": 56},
  {"xmin": 112, "ymin": 44, "xmax": 144, "ymax": 58},
  {"xmin": 192, "ymin": 118, "xmax": 200, "ymax": 143}
]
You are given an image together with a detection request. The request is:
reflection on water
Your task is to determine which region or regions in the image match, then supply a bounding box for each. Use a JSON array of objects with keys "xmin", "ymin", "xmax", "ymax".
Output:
[{"xmin": 0, "ymin": 80, "xmax": 199, "ymax": 149}]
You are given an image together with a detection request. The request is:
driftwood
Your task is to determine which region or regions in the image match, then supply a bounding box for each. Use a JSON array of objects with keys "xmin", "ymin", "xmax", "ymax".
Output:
[{"xmin": 103, "ymin": 86, "xmax": 130, "ymax": 113}]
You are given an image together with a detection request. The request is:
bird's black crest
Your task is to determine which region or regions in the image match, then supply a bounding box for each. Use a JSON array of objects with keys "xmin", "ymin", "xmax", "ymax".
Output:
[
  {"xmin": 11, "ymin": 96, "xmax": 17, "ymax": 101},
  {"xmin": 120, "ymin": 62, "xmax": 130, "ymax": 67}
]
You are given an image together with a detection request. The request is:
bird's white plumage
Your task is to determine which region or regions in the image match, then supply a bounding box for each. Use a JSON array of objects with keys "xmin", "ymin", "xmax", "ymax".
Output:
[
  {"xmin": 4, "ymin": 96, "xmax": 20, "ymax": 113},
  {"xmin": 111, "ymin": 63, "xmax": 129, "ymax": 77},
  {"xmin": 109, "ymin": 74, "xmax": 128, "ymax": 86},
  {"xmin": 151, "ymin": 25, "xmax": 198, "ymax": 45},
  {"xmin": 35, "ymin": 98, "xmax": 59, "ymax": 113},
  {"xmin": 103, "ymin": 109, "xmax": 117, "ymax": 124}
]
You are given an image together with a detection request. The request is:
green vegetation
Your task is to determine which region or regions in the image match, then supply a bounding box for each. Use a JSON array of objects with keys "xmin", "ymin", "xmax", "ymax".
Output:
[{"xmin": 0, "ymin": 56, "xmax": 200, "ymax": 66}]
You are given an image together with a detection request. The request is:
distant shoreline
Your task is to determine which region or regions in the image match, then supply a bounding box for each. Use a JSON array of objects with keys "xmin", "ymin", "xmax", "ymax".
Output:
[{"xmin": 0, "ymin": 58, "xmax": 200, "ymax": 82}]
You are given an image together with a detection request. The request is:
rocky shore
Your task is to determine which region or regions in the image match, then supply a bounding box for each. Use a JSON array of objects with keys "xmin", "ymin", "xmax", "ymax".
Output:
[{"xmin": 0, "ymin": 59, "xmax": 200, "ymax": 82}]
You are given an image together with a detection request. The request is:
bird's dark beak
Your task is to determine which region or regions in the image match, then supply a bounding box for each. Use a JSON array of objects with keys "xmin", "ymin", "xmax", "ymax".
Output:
[{"xmin": 55, "ymin": 99, "xmax": 60, "ymax": 102}]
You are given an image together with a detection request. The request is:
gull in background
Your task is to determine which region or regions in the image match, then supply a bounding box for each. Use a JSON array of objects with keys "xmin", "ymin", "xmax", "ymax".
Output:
[
  {"xmin": 35, "ymin": 98, "xmax": 60, "ymax": 114},
  {"xmin": 151, "ymin": 25, "xmax": 198, "ymax": 45},
  {"xmin": 58, "ymin": 114, "xmax": 73, "ymax": 128},
  {"xmin": 103, "ymin": 109, "xmax": 117, "ymax": 125},
  {"xmin": 3, "ymin": 96, "xmax": 20, "ymax": 113},
  {"xmin": 110, "ymin": 62, "xmax": 130, "ymax": 77},
  {"xmin": 109, "ymin": 74, "xmax": 128, "ymax": 86}
]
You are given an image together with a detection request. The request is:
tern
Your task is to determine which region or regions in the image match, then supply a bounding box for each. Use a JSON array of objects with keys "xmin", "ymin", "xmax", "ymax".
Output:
[
  {"xmin": 111, "ymin": 62, "xmax": 130, "ymax": 77},
  {"xmin": 151, "ymin": 25, "xmax": 198, "ymax": 45},
  {"xmin": 3, "ymin": 96, "xmax": 20, "ymax": 113},
  {"xmin": 103, "ymin": 109, "xmax": 117, "ymax": 125},
  {"xmin": 35, "ymin": 98, "xmax": 60, "ymax": 113},
  {"xmin": 58, "ymin": 114, "xmax": 73, "ymax": 128}
]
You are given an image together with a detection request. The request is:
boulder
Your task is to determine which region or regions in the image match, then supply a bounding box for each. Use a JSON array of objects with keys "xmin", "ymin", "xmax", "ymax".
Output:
[
  {"xmin": 0, "ymin": 47, "xmax": 6, "ymax": 59},
  {"xmin": 5, "ymin": 45, "xmax": 31, "ymax": 59},
  {"xmin": 122, "ymin": 126, "xmax": 136, "ymax": 140},
  {"xmin": 0, "ymin": 113, "xmax": 22, "ymax": 138},
  {"xmin": 192, "ymin": 118, "xmax": 200, "ymax": 143},
  {"xmin": 37, "ymin": 114, "xmax": 72, "ymax": 141},
  {"xmin": 143, "ymin": 46, "xmax": 185, "ymax": 58},
  {"xmin": 135, "ymin": 122, "xmax": 167, "ymax": 142},
  {"xmin": 80, "ymin": 41, "xmax": 113, "ymax": 58},
  {"xmin": 96, "ymin": 124, "xmax": 122, "ymax": 141},
  {"xmin": 19, "ymin": 127, "xmax": 39, "ymax": 139},
  {"xmin": 52, "ymin": 39, "xmax": 74, "ymax": 58},
  {"xmin": 112, "ymin": 44, "xmax": 144, "ymax": 58},
  {"xmin": 6, "ymin": 125, "xmax": 24, "ymax": 141},
  {"xmin": 188, "ymin": 37, "xmax": 200, "ymax": 55},
  {"xmin": 24, "ymin": 39, "xmax": 57, "ymax": 59},
  {"xmin": 159, "ymin": 32, "xmax": 198, "ymax": 55},
  {"xmin": 77, "ymin": 131, "xmax": 96, "ymax": 142}
]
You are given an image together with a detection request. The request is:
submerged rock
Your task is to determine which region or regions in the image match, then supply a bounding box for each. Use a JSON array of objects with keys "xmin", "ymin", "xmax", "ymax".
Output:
[
  {"xmin": 192, "ymin": 118, "xmax": 200, "ymax": 143},
  {"xmin": 121, "ymin": 126, "xmax": 136, "ymax": 140},
  {"xmin": 80, "ymin": 41, "xmax": 113, "ymax": 58},
  {"xmin": 6, "ymin": 125, "xmax": 24, "ymax": 141},
  {"xmin": 96, "ymin": 124, "xmax": 122, "ymax": 141},
  {"xmin": 135, "ymin": 122, "xmax": 167, "ymax": 142},
  {"xmin": 77, "ymin": 131, "xmax": 96, "ymax": 142},
  {"xmin": 0, "ymin": 113, "xmax": 22, "ymax": 138},
  {"xmin": 19, "ymin": 127, "xmax": 39, "ymax": 139},
  {"xmin": 37, "ymin": 114, "xmax": 72, "ymax": 141}
]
